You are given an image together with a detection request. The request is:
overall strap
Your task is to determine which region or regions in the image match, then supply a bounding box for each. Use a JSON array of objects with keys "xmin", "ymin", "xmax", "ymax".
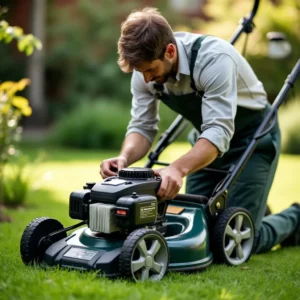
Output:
[
  {"xmin": 190, "ymin": 35, "xmax": 208, "ymax": 92},
  {"xmin": 154, "ymin": 35, "xmax": 208, "ymax": 98}
]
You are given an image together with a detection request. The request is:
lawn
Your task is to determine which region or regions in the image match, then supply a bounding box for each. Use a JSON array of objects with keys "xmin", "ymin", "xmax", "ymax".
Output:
[{"xmin": 0, "ymin": 143, "xmax": 299, "ymax": 300}]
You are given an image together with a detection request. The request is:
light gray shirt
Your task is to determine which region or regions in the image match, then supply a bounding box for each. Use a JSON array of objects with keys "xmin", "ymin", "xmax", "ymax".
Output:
[{"xmin": 126, "ymin": 32, "xmax": 268, "ymax": 155}]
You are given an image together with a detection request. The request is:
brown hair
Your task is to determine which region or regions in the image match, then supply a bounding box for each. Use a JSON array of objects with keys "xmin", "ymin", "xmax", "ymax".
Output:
[{"xmin": 118, "ymin": 7, "xmax": 175, "ymax": 73}]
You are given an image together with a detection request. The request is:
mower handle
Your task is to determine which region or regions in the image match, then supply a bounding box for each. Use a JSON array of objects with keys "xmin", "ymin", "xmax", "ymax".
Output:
[
  {"xmin": 207, "ymin": 59, "xmax": 300, "ymax": 217},
  {"xmin": 249, "ymin": 0, "xmax": 260, "ymax": 20},
  {"xmin": 228, "ymin": 0, "xmax": 260, "ymax": 45}
]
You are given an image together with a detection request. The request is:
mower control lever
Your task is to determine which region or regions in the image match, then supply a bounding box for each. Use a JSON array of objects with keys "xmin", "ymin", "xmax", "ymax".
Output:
[{"xmin": 39, "ymin": 221, "xmax": 86, "ymax": 245}]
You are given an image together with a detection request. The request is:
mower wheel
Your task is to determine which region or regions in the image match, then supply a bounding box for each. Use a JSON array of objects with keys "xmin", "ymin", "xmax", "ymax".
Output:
[
  {"xmin": 119, "ymin": 228, "xmax": 169, "ymax": 282},
  {"xmin": 211, "ymin": 207, "xmax": 254, "ymax": 265},
  {"xmin": 20, "ymin": 217, "xmax": 66, "ymax": 265}
]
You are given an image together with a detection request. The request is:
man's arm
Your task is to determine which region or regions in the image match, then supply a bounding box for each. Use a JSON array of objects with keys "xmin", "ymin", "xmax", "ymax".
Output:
[
  {"xmin": 154, "ymin": 138, "xmax": 218, "ymax": 200},
  {"xmin": 100, "ymin": 132, "xmax": 152, "ymax": 178},
  {"xmin": 171, "ymin": 138, "xmax": 219, "ymax": 177},
  {"xmin": 120, "ymin": 132, "xmax": 152, "ymax": 165},
  {"xmin": 156, "ymin": 52, "xmax": 238, "ymax": 200},
  {"xmin": 100, "ymin": 71, "xmax": 157, "ymax": 178}
]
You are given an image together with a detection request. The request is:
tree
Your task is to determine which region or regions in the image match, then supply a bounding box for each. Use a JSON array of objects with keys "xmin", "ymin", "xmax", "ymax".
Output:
[{"xmin": 27, "ymin": 0, "xmax": 47, "ymax": 126}]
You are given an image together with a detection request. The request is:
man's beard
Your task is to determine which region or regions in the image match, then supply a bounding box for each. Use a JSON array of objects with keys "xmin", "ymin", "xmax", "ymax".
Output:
[
  {"xmin": 154, "ymin": 59, "xmax": 174, "ymax": 84},
  {"xmin": 154, "ymin": 73, "xmax": 169, "ymax": 84}
]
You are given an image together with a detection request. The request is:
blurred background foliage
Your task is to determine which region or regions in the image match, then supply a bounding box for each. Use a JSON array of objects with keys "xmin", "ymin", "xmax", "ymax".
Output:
[
  {"xmin": 0, "ymin": 7, "xmax": 42, "ymax": 208},
  {"xmin": 195, "ymin": 0, "xmax": 300, "ymax": 101},
  {"xmin": 49, "ymin": 99, "xmax": 130, "ymax": 150},
  {"xmin": 45, "ymin": 0, "xmax": 137, "ymax": 117},
  {"xmin": 0, "ymin": 0, "xmax": 299, "ymax": 152}
]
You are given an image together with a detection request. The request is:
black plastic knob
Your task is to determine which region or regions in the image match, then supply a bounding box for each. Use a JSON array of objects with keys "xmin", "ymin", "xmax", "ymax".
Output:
[
  {"xmin": 84, "ymin": 182, "xmax": 96, "ymax": 189},
  {"xmin": 118, "ymin": 168, "xmax": 154, "ymax": 180}
]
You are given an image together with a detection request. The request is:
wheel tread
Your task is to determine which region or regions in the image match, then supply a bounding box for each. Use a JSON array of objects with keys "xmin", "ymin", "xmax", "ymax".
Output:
[
  {"xmin": 119, "ymin": 228, "xmax": 169, "ymax": 281},
  {"xmin": 211, "ymin": 207, "xmax": 254, "ymax": 265},
  {"xmin": 20, "ymin": 217, "xmax": 65, "ymax": 265}
]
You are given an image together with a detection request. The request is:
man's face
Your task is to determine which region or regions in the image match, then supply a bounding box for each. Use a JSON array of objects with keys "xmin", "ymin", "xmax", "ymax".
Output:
[
  {"xmin": 135, "ymin": 58, "xmax": 173, "ymax": 84},
  {"xmin": 134, "ymin": 44, "xmax": 177, "ymax": 84}
]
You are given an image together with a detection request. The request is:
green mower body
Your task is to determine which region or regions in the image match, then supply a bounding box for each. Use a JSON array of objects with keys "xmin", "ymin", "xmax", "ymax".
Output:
[
  {"xmin": 21, "ymin": 168, "xmax": 254, "ymax": 281},
  {"xmin": 41, "ymin": 199, "xmax": 212, "ymax": 277}
]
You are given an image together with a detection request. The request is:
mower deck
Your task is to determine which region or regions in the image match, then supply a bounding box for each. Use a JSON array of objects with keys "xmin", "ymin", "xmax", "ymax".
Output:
[{"xmin": 43, "ymin": 200, "xmax": 212, "ymax": 276}]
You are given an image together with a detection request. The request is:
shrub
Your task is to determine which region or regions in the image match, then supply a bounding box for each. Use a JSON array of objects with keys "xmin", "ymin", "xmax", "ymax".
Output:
[
  {"xmin": 50, "ymin": 99, "xmax": 131, "ymax": 150},
  {"xmin": 0, "ymin": 8, "xmax": 42, "ymax": 212},
  {"xmin": 3, "ymin": 156, "xmax": 31, "ymax": 206},
  {"xmin": 46, "ymin": 0, "xmax": 136, "ymax": 114},
  {"xmin": 278, "ymin": 98, "xmax": 300, "ymax": 154},
  {"xmin": 50, "ymin": 97, "xmax": 194, "ymax": 150},
  {"xmin": 0, "ymin": 79, "xmax": 32, "ymax": 202}
]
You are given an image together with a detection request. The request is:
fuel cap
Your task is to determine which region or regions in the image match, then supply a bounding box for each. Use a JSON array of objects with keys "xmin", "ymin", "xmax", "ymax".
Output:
[{"xmin": 118, "ymin": 167, "xmax": 154, "ymax": 180}]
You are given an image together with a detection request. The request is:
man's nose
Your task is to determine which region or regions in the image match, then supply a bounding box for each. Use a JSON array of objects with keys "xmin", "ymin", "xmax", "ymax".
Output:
[{"xmin": 143, "ymin": 73, "xmax": 153, "ymax": 83}]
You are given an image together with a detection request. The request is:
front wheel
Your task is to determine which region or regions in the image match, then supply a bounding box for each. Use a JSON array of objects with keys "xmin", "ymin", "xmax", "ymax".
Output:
[
  {"xmin": 20, "ymin": 217, "xmax": 67, "ymax": 265},
  {"xmin": 211, "ymin": 207, "xmax": 255, "ymax": 265},
  {"xmin": 119, "ymin": 228, "xmax": 169, "ymax": 282}
]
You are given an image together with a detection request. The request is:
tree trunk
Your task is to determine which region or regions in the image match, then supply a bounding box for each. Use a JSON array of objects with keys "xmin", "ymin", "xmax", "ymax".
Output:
[{"xmin": 26, "ymin": 0, "xmax": 47, "ymax": 127}]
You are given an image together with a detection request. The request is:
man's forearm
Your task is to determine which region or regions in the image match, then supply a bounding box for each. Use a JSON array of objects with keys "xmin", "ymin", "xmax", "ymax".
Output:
[
  {"xmin": 170, "ymin": 138, "xmax": 219, "ymax": 177},
  {"xmin": 120, "ymin": 132, "xmax": 152, "ymax": 166}
]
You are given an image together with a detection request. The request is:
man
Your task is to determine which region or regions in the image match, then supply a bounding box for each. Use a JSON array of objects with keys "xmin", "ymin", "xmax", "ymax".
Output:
[{"xmin": 100, "ymin": 7, "xmax": 299, "ymax": 253}]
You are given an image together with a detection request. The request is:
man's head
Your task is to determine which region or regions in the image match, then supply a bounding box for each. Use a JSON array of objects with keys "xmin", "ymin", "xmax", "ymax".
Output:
[{"xmin": 118, "ymin": 7, "xmax": 177, "ymax": 84}]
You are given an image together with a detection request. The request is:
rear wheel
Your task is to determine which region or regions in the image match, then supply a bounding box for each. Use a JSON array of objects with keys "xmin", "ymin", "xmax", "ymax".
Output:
[
  {"xmin": 212, "ymin": 207, "xmax": 254, "ymax": 265},
  {"xmin": 119, "ymin": 228, "xmax": 169, "ymax": 282},
  {"xmin": 20, "ymin": 217, "xmax": 66, "ymax": 265}
]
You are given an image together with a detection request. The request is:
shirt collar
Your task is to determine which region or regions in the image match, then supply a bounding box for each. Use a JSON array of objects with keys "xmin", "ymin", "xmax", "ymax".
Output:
[{"xmin": 175, "ymin": 39, "xmax": 190, "ymax": 81}]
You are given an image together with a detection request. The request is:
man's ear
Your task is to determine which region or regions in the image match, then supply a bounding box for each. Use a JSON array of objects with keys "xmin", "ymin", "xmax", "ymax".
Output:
[{"xmin": 165, "ymin": 43, "xmax": 176, "ymax": 59}]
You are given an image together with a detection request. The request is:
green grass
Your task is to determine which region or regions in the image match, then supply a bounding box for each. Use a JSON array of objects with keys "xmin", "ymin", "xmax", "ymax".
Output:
[{"xmin": 0, "ymin": 143, "xmax": 300, "ymax": 300}]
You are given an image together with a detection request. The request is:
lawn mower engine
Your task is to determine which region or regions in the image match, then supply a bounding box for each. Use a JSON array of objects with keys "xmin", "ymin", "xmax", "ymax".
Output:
[
  {"xmin": 70, "ymin": 168, "xmax": 166, "ymax": 234},
  {"xmin": 24, "ymin": 167, "xmax": 172, "ymax": 280},
  {"xmin": 21, "ymin": 167, "xmax": 176, "ymax": 281}
]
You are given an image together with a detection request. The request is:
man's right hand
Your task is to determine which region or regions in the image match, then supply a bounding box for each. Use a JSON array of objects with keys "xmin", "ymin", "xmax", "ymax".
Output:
[{"xmin": 100, "ymin": 156, "xmax": 128, "ymax": 179}]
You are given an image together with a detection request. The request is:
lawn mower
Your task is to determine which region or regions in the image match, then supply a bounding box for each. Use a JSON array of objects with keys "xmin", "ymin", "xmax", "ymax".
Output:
[{"xmin": 20, "ymin": 0, "xmax": 300, "ymax": 282}]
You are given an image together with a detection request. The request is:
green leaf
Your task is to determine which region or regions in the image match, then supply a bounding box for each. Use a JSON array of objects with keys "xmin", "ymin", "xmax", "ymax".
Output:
[
  {"xmin": 33, "ymin": 38, "xmax": 43, "ymax": 50},
  {"xmin": 5, "ymin": 26, "xmax": 14, "ymax": 36},
  {"xmin": 25, "ymin": 45, "xmax": 34, "ymax": 56},
  {"xmin": 26, "ymin": 34, "xmax": 35, "ymax": 42},
  {"xmin": 13, "ymin": 26, "xmax": 23, "ymax": 37},
  {"xmin": 3, "ymin": 34, "xmax": 13, "ymax": 43},
  {"xmin": 17, "ymin": 39, "xmax": 27, "ymax": 52},
  {"xmin": 0, "ymin": 20, "xmax": 8, "ymax": 29}
]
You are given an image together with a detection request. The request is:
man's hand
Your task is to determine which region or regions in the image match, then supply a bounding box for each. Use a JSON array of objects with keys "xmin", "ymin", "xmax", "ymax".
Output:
[
  {"xmin": 100, "ymin": 156, "xmax": 128, "ymax": 178},
  {"xmin": 153, "ymin": 166, "xmax": 184, "ymax": 201}
]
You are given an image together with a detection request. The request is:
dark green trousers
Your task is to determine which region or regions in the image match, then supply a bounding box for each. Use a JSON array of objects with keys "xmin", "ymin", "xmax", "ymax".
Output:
[{"xmin": 186, "ymin": 106, "xmax": 300, "ymax": 253}]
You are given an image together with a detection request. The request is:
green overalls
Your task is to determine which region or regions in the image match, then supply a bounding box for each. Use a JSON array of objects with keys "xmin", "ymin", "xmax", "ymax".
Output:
[{"xmin": 154, "ymin": 36, "xmax": 299, "ymax": 253}]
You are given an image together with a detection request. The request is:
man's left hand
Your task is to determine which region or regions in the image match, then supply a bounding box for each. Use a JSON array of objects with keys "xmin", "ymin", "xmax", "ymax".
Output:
[{"xmin": 153, "ymin": 166, "xmax": 183, "ymax": 201}]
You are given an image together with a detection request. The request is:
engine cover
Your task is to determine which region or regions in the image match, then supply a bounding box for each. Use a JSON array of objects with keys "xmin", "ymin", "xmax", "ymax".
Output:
[{"xmin": 90, "ymin": 168, "xmax": 160, "ymax": 204}]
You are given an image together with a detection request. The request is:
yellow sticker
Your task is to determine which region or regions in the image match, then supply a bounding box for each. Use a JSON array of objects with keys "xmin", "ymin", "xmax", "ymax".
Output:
[{"xmin": 166, "ymin": 205, "xmax": 184, "ymax": 215}]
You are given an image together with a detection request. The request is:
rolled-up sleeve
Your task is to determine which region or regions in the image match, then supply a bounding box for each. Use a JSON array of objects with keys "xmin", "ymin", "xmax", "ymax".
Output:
[
  {"xmin": 196, "ymin": 54, "xmax": 238, "ymax": 156},
  {"xmin": 126, "ymin": 71, "xmax": 159, "ymax": 144}
]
